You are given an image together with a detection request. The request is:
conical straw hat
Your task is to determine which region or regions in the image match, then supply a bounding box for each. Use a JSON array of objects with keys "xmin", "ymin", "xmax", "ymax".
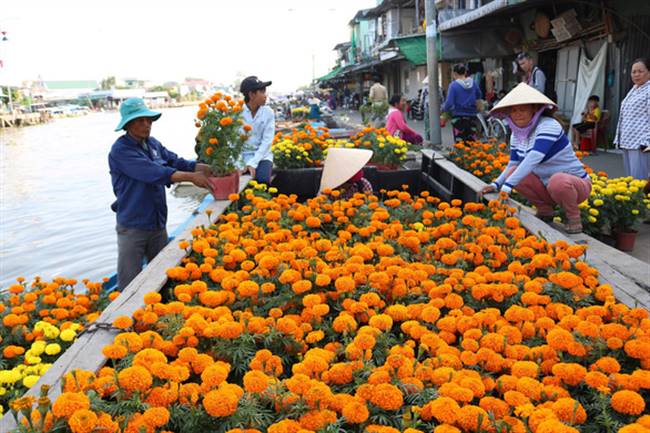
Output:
[
  {"xmin": 319, "ymin": 147, "xmax": 373, "ymax": 194},
  {"xmin": 490, "ymin": 82, "xmax": 557, "ymax": 116}
]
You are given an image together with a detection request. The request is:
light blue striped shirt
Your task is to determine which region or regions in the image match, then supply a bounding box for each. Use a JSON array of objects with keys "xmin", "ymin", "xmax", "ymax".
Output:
[
  {"xmin": 241, "ymin": 103, "xmax": 275, "ymax": 168},
  {"xmin": 492, "ymin": 117, "xmax": 588, "ymax": 193}
]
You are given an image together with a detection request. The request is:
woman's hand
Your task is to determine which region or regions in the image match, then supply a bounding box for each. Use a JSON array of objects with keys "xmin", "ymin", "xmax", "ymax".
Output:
[{"xmin": 480, "ymin": 184, "xmax": 497, "ymax": 195}]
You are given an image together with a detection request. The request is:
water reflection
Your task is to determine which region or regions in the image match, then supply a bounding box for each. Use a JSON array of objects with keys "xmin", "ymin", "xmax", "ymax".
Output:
[{"xmin": 0, "ymin": 106, "xmax": 205, "ymax": 288}]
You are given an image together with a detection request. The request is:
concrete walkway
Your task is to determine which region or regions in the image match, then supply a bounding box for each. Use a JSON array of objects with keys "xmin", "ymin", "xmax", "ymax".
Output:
[{"xmin": 333, "ymin": 109, "xmax": 649, "ymax": 265}]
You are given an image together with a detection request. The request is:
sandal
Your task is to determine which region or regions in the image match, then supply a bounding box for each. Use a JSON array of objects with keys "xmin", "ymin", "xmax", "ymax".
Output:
[{"xmin": 562, "ymin": 220, "xmax": 583, "ymax": 234}]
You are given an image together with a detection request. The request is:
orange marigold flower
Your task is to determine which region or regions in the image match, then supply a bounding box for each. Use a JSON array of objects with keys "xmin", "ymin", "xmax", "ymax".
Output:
[
  {"xmin": 369, "ymin": 383, "xmax": 403, "ymax": 411},
  {"xmin": 243, "ymin": 370, "xmax": 272, "ymax": 393},
  {"xmin": 611, "ymin": 390, "xmax": 646, "ymax": 415},
  {"xmin": 552, "ymin": 363, "xmax": 587, "ymax": 386},
  {"xmin": 456, "ymin": 405, "xmax": 490, "ymax": 432},
  {"xmin": 117, "ymin": 365, "xmax": 153, "ymax": 393},
  {"xmin": 142, "ymin": 407, "xmax": 170, "ymax": 427},
  {"xmin": 68, "ymin": 409, "xmax": 98, "ymax": 433},
  {"xmin": 203, "ymin": 389, "xmax": 239, "ymax": 417},
  {"xmin": 112, "ymin": 316, "xmax": 133, "ymax": 329},
  {"xmin": 511, "ymin": 360, "xmax": 538, "ymax": 378},
  {"xmin": 342, "ymin": 400, "xmax": 369, "ymax": 423},
  {"xmin": 201, "ymin": 363, "xmax": 230, "ymax": 388},
  {"xmin": 143, "ymin": 292, "xmax": 162, "ymax": 305},
  {"xmin": 52, "ymin": 392, "xmax": 90, "ymax": 419},
  {"xmin": 422, "ymin": 396, "xmax": 460, "ymax": 424},
  {"xmin": 551, "ymin": 398, "xmax": 587, "ymax": 424}
]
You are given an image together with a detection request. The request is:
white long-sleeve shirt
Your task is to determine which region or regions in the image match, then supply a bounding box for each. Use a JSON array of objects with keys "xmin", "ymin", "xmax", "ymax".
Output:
[
  {"xmin": 241, "ymin": 103, "xmax": 275, "ymax": 168},
  {"xmin": 614, "ymin": 81, "xmax": 650, "ymax": 150}
]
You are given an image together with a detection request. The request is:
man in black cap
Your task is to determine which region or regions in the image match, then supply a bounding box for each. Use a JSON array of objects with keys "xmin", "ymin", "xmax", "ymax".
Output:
[{"xmin": 239, "ymin": 76, "xmax": 275, "ymax": 183}]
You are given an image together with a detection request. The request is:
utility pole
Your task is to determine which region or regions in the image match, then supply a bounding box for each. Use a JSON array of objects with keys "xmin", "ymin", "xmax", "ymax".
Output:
[{"xmin": 425, "ymin": 0, "xmax": 442, "ymax": 148}]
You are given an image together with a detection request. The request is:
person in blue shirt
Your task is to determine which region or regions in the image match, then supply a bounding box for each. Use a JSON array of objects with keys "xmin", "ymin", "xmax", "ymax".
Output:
[
  {"xmin": 240, "ymin": 76, "xmax": 275, "ymax": 184},
  {"xmin": 308, "ymin": 97, "xmax": 322, "ymax": 120},
  {"xmin": 108, "ymin": 98, "xmax": 212, "ymax": 290},
  {"xmin": 442, "ymin": 64, "xmax": 482, "ymax": 142}
]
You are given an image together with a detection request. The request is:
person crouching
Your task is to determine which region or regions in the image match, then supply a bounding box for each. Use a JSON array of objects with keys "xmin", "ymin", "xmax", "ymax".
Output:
[
  {"xmin": 481, "ymin": 83, "xmax": 591, "ymax": 234},
  {"xmin": 319, "ymin": 148, "xmax": 374, "ymax": 199}
]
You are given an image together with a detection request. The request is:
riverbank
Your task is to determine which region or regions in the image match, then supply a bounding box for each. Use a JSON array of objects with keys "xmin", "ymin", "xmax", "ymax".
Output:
[{"xmin": 0, "ymin": 106, "xmax": 206, "ymax": 288}]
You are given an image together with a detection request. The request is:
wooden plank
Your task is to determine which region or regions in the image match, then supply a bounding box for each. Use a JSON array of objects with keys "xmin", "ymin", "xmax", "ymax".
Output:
[
  {"xmin": 0, "ymin": 176, "xmax": 250, "ymax": 432},
  {"xmin": 571, "ymin": 233, "xmax": 650, "ymax": 292}
]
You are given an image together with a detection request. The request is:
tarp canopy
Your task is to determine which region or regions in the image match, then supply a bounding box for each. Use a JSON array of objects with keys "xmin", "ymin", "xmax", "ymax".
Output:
[
  {"xmin": 316, "ymin": 67, "xmax": 344, "ymax": 82},
  {"xmin": 395, "ymin": 35, "xmax": 427, "ymax": 65}
]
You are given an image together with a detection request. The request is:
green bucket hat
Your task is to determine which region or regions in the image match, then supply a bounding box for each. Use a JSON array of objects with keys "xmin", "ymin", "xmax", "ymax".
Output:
[{"xmin": 114, "ymin": 97, "xmax": 162, "ymax": 132}]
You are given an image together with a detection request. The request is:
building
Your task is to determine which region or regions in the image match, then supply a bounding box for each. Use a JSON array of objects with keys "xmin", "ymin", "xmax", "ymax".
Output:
[
  {"xmin": 318, "ymin": 0, "xmax": 428, "ymax": 103},
  {"xmin": 320, "ymin": 0, "xmax": 649, "ymax": 140},
  {"xmin": 437, "ymin": 0, "xmax": 649, "ymax": 133}
]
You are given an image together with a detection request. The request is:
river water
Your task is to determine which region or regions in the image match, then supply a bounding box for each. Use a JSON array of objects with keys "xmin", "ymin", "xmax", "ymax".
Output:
[{"xmin": 0, "ymin": 106, "xmax": 206, "ymax": 289}]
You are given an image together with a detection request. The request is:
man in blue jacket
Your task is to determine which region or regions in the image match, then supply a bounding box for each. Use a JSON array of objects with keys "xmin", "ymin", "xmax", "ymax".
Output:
[{"xmin": 109, "ymin": 98, "xmax": 212, "ymax": 290}]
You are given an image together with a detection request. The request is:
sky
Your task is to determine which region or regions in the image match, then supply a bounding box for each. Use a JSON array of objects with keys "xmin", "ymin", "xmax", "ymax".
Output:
[{"xmin": 0, "ymin": 0, "xmax": 377, "ymax": 92}]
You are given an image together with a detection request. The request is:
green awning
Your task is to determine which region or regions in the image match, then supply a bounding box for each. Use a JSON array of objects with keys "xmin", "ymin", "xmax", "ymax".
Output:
[
  {"xmin": 316, "ymin": 66, "xmax": 343, "ymax": 82},
  {"xmin": 395, "ymin": 35, "xmax": 427, "ymax": 65}
]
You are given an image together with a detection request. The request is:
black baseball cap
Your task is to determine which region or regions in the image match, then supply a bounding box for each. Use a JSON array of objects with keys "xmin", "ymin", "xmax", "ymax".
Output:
[{"xmin": 240, "ymin": 76, "xmax": 272, "ymax": 95}]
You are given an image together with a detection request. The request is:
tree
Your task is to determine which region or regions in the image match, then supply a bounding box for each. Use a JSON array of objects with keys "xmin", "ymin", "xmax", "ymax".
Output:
[{"xmin": 100, "ymin": 76, "xmax": 116, "ymax": 90}]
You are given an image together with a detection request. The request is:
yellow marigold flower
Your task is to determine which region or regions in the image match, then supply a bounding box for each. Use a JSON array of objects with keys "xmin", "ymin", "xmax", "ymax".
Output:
[
  {"xmin": 60, "ymin": 329, "xmax": 77, "ymax": 342},
  {"xmin": 22, "ymin": 375, "xmax": 40, "ymax": 388}
]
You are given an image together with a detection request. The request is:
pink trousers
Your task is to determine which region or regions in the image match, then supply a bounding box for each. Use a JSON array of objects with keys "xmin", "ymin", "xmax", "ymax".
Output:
[{"xmin": 506, "ymin": 168, "xmax": 591, "ymax": 221}]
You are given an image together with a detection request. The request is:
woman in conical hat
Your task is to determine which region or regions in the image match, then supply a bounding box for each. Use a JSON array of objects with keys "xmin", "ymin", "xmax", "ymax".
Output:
[
  {"xmin": 319, "ymin": 147, "xmax": 373, "ymax": 198},
  {"xmin": 481, "ymin": 83, "xmax": 591, "ymax": 234}
]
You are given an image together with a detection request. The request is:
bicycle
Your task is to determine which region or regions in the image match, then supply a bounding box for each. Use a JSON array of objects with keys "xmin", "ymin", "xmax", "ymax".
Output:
[{"xmin": 476, "ymin": 111, "xmax": 509, "ymax": 142}]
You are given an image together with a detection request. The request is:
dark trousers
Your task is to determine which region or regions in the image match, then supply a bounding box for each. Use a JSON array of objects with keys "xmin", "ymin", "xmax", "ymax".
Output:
[
  {"xmin": 116, "ymin": 224, "xmax": 168, "ymax": 291},
  {"xmin": 573, "ymin": 121, "xmax": 595, "ymax": 134},
  {"xmin": 452, "ymin": 116, "xmax": 478, "ymax": 142},
  {"xmin": 256, "ymin": 159, "xmax": 273, "ymax": 184}
]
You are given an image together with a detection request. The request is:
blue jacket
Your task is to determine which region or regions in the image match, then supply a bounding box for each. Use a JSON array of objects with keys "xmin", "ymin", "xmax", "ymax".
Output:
[
  {"xmin": 109, "ymin": 134, "xmax": 196, "ymax": 230},
  {"xmin": 442, "ymin": 78, "xmax": 482, "ymax": 117}
]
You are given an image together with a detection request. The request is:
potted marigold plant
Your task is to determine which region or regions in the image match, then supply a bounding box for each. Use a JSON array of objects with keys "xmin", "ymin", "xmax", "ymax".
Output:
[
  {"xmin": 195, "ymin": 93, "xmax": 251, "ymax": 200},
  {"xmin": 584, "ymin": 175, "xmax": 649, "ymax": 251}
]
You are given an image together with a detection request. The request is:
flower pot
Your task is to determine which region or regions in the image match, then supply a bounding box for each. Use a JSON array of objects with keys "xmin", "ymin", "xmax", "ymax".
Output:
[
  {"xmin": 207, "ymin": 172, "xmax": 240, "ymax": 201},
  {"xmin": 366, "ymin": 162, "xmax": 398, "ymax": 171},
  {"xmin": 614, "ymin": 229, "xmax": 637, "ymax": 252},
  {"xmin": 271, "ymin": 168, "xmax": 323, "ymax": 199}
]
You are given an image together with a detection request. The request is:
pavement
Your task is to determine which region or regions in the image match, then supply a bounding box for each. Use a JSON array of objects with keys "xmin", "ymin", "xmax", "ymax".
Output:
[{"xmin": 333, "ymin": 109, "xmax": 649, "ymax": 264}]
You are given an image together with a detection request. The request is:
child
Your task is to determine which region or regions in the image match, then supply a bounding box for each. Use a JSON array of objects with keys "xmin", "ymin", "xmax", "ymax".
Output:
[{"xmin": 571, "ymin": 95, "xmax": 602, "ymax": 152}]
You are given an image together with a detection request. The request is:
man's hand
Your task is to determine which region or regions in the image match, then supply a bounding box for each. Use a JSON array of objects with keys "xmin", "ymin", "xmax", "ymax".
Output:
[
  {"xmin": 189, "ymin": 172, "xmax": 211, "ymax": 189},
  {"xmin": 195, "ymin": 163, "xmax": 213, "ymax": 176},
  {"xmin": 241, "ymin": 165, "xmax": 256, "ymax": 178}
]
